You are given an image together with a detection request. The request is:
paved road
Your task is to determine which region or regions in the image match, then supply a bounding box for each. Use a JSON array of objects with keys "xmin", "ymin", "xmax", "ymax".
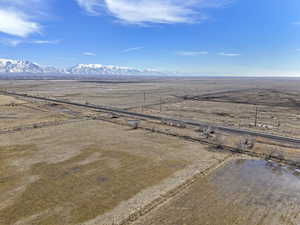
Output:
[{"xmin": 2, "ymin": 90, "xmax": 300, "ymax": 145}]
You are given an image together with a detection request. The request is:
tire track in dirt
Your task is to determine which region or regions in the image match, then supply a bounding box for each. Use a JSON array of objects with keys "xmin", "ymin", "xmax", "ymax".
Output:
[{"xmin": 119, "ymin": 155, "xmax": 234, "ymax": 225}]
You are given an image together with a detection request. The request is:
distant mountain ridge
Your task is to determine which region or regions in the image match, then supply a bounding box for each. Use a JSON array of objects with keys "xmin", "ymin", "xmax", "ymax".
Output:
[
  {"xmin": 0, "ymin": 59, "xmax": 43, "ymax": 73},
  {"xmin": 0, "ymin": 58, "xmax": 163, "ymax": 76}
]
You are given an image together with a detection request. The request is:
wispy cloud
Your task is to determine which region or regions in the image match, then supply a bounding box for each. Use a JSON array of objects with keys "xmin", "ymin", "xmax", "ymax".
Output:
[
  {"xmin": 32, "ymin": 40, "xmax": 61, "ymax": 44},
  {"xmin": 0, "ymin": 9, "xmax": 40, "ymax": 37},
  {"xmin": 0, "ymin": 38, "xmax": 61, "ymax": 47},
  {"xmin": 83, "ymin": 52, "xmax": 96, "ymax": 56},
  {"xmin": 121, "ymin": 46, "xmax": 144, "ymax": 53},
  {"xmin": 0, "ymin": 0, "xmax": 51, "ymax": 37},
  {"xmin": 76, "ymin": 0, "xmax": 104, "ymax": 15},
  {"xmin": 292, "ymin": 21, "xmax": 300, "ymax": 25},
  {"xmin": 177, "ymin": 51, "xmax": 208, "ymax": 56},
  {"xmin": 219, "ymin": 52, "xmax": 241, "ymax": 57},
  {"xmin": 76, "ymin": 0, "xmax": 231, "ymax": 24},
  {"xmin": 0, "ymin": 38, "xmax": 22, "ymax": 47}
]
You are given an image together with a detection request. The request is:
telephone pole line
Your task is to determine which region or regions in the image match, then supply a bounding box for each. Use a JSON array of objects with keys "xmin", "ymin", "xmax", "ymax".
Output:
[
  {"xmin": 254, "ymin": 106, "xmax": 258, "ymax": 127},
  {"xmin": 142, "ymin": 92, "xmax": 146, "ymax": 112},
  {"xmin": 160, "ymin": 96, "xmax": 162, "ymax": 112}
]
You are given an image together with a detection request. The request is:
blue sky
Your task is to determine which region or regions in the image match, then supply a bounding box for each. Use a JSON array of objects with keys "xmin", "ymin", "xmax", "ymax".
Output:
[{"xmin": 0, "ymin": 0, "xmax": 300, "ymax": 75}]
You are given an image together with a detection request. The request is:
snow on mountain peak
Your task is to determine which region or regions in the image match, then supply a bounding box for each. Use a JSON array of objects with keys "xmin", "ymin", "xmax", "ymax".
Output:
[
  {"xmin": 0, "ymin": 59, "xmax": 164, "ymax": 75},
  {"xmin": 76, "ymin": 64, "xmax": 103, "ymax": 69},
  {"xmin": 68, "ymin": 63, "xmax": 161, "ymax": 75},
  {"xmin": 0, "ymin": 58, "xmax": 43, "ymax": 73}
]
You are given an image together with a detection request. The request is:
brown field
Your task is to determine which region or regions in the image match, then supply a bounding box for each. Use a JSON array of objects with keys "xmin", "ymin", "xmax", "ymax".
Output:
[
  {"xmin": 0, "ymin": 101, "xmax": 68, "ymax": 131},
  {"xmin": 0, "ymin": 95, "xmax": 26, "ymax": 106},
  {"xmin": 1, "ymin": 78, "xmax": 300, "ymax": 137},
  {"xmin": 1, "ymin": 77, "xmax": 300, "ymax": 225},
  {"xmin": 133, "ymin": 158, "xmax": 300, "ymax": 225},
  {"xmin": 0, "ymin": 108, "xmax": 227, "ymax": 225}
]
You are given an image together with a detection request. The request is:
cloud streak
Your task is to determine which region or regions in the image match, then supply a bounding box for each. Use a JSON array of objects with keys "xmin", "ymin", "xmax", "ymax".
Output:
[
  {"xmin": 121, "ymin": 46, "xmax": 144, "ymax": 53},
  {"xmin": 83, "ymin": 52, "xmax": 96, "ymax": 56},
  {"xmin": 0, "ymin": 0, "xmax": 51, "ymax": 37},
  {"xmin": 0, "ymin": 38, "xmax": 61, "ymax": 47},
  {"xmin": 292, "ymin": 21, "xmax": 300, "ymax": 25},
  {"xmin": 32, "ymin": 40, "xmax": 61, "ymax": 44},
  {"xmin": 177, "ymin": 51, "xmax": 208, "ymax": 56},
  {"xmin": 0, "ymin": 38, "xmax": 22, "ymax": 47},
  {"xmin": 0, "ymin": 9, "xmax": 40, "ymax": 37},
  {"xmin": 76, "ymin": 0, "xmax": 104, "ymax": 15},
  {"xmin": 76, "ymin": 0, "xmax": 231, "ymax": 24},
  {"xmin": 219, "ymin": 52, "xmax": 240, "ymax": 57}
]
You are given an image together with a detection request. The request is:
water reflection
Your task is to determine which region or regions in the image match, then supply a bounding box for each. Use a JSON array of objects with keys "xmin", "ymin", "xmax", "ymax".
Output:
[
  {"xmin": 234, "ymin": 159, "xmax": 300, "ymax": 178},
  {"xmin": 136, "ymin": 158, "xmax": 300, "ymax": 225},
  {"xmin": 212, "ymin": 159, "xmax": 300, "ymax": 208}
]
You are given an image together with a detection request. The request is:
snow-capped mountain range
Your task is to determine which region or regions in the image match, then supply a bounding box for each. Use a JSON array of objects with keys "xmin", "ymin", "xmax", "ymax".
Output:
[
  {"xmin": 0, "ymin": 59, "xmax": 44, "ymax": 73},
  {"xmin": 0, "ymin": 58, "xmax": 163, "ymax": 75}
]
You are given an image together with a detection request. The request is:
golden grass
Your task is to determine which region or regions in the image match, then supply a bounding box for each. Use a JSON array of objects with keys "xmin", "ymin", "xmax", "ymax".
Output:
[
  {"xmin": 0, "ymin": 145, "xmax": 186, "ymax": 225},
  {"xmin": 0, "ymin": 95, "xmax": 26, "ymax": 105},
  {"xmin": 0, "ymin": 145, "xmax": 37, "ymax": 193}
]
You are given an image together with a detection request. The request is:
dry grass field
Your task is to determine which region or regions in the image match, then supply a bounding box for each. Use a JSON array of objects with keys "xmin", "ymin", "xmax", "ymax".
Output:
[
  {"xmin": 0, "ymin": 103, "xmax": 67, "ymax": 131},
  {"xmin": 146, "ymin": 88, "xmax": 300, "ymax": 138},
  {"xmin": 1, "ymin": 78, "xmax": 300, "ymax": 137},
  {"xmin": 0, "ymin": 95, "xmax": 26, "ymax": 106},
  {"xmin": 0, "ymin": 107, "xmax": 228, "ymax": 225},
  {"xmin": 133, "ymin": 158, "xmax": 300, "ymax": 225},
  {"xmin": 1, "ymin": 77, "xmax": 300, "ymax": 225}
]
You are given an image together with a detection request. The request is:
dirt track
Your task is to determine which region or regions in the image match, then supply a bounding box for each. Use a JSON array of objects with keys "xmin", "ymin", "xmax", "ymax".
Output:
[
  {"xmin": 134, "ymin": 158, "xmax": 300, "ymax": 225},
  {"xmin": 1, "ymin": 78, "xmax": 300, "ymax": 225}
]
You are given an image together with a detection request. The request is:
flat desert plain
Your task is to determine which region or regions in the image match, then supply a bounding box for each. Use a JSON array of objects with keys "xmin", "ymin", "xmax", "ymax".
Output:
[{"xmin": 1, "ymin": 77, "xmax": 300, "ymax": 225}]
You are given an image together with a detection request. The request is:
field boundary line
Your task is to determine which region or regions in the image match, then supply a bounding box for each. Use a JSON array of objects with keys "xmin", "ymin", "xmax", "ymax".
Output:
[{"xmin": 119, "ymin": 155, "xmax": 233, "ymax": 225}]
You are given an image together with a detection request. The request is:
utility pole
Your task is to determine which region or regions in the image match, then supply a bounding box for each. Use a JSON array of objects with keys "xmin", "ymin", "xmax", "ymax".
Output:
[
  {"xmin": 160, "ymin": 96, "xmax": 162, "ymax": 112},
  {"xmin": 254, "ymin": 85, "xmax": 258, "ymax": 127},
  {"xmin": 142, "ymin": 92, "xmax": 146, "ymax": 112},
  {"xmin": 254, "ymin": 106, "xmax": 258, "ymax": 127}
]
